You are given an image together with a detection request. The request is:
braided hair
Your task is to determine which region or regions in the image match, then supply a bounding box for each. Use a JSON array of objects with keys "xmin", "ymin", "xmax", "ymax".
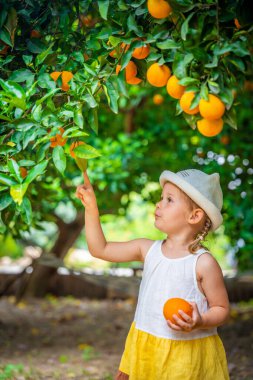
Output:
[{"xmin": 188, "ymin": 217, "xmax": 212, "ymax": 254}]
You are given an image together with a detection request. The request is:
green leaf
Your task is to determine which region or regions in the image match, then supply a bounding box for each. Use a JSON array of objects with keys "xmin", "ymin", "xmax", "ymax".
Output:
[
  {"xmin": 35, "ymin": 43, "xmax": 54, "ymax": 66},
  {"xmin": 0, "ymin": 173, "xmax": 18, "ymax": 186},
  {"xmin": 20, "ymin": 196, "xmax": 32, "ymax": 224},
  {"xmin": 0, "ymin": 145, "xmax": 16, "ymax": 155},
  {"xmin": 0, "ymin": 114, "xmax": 12, "ymax": 121},
  {"xmin": 7, "ymin": 158, "xmax": 22, "ymax": 183},
  {"xmin": 10, "ymin": 183, "xmax": 29, "ymax": 205},
  {"xmin": 74, "ymin": 143, "xmax": 101, "ymax": 159},
  {"xmin": 108, "ymin": 36, "xmax": 122, "ymax": 47},
  {"xmin": 156, "ymin": 40, "xmax": 179, "ymax": 50},
  {"xmin": 74, "ymin": 106, "xmax": 84, "ymax": 128},
  {"xmin": 83, "ymin": 63, "xmax": 97, "ymax": 76},
  {"xmin": 0, "ymin": 193, "xmax": 13, "ymax": 211},
  {"xmin": 173, "ymin": 53, "xmax": 194, "ymax": 79},
  {"xmin": 190, "ymin": 92, "xmax": 201, "ymax": 110},
  {"xmin": 37, "ymin": 73, "xmax": 56, "ymax": 90},
  {"xmin": 75, "ymin": 157, "xmax": 88, "ymax": 172},
  {"xmin": 31, "ymin": 104, "xmax": 43, "ymax": 122},
  {"xmin": 35, "ymin": 88, "xmax": 60, "ymax": 106},
  {"xmin": 88, "ymin": 108, "xmax": 98, "ymax": 135},
  {"xmin": 219, "ymin": 89, "xmax": 234, "ymax": 109},
  {"xmin": 0, "ymin": 79, "xmax": 25, "ymax": 99},
  {"xmin": 200, "ymin": 84, "xmax": 209, "ymax": 100},
  {"xmin": 121, "ymin": 49, "xmax": 133, "ymax": 70},
  {"xmin": 205, "ymin": 55, "xmax": 218, "ymax": 68},
  {"xmin": 13, "ymin": 119, "xmax": 36, "ymax": 131},
  {"xmin": 19, "ymin": 160, "xmax": 35, "ymax": 166},
  {"xmin": 24, "ymin": 160, "xmax": 48, "ymax": 185},
  {"xmin": 27, "ymin": 39, "xmax": 46, "ymax": 54},
  {"xmin": 0, "ymin": 10, "xmax": 8, "ymax": 28},
  {"xmin": 229, "ymin": 57, "xmax": 245, "ymax": 72},
  {"xmin": 223, "ymin": 108, "xmax": 237, "ymax": 130},
  {"xmin": 52, "ymin": 146, "xmax": 66, "ymax": 176},
  {"xmin": 22, "ymin": 55, "xmax": 33, "ymax": 66},
  {"xmin": 9, "ymin": 69, "xmax": 34, "ymax": 83},
  {"xmin": 103, "ymin": 79, "xmax": 119, "ymax": 114},
  {"xmin": 183, "ymin": 113, "xmax": 197, "ymax": 130},
  {"xmin": 0, "ymin": 29, "xmax": 12, "ymax": 46},
  {"xmin": 181, "ymin": 12, "xmax": 195, "ymax": 41},
  {"xmin": 127, "ymin": 14, "xmax": 141, "ymax": 34},
  {"xmin": 98, "ymin": 0, "xmax": 109, "ymax": 20},
  {"xmin": 178, "ymin": 77, "xmax": 199, "ymax": 86},
  {"xmin": 82, "ymin": 93, "xmax": 97, "ymax": 108}
]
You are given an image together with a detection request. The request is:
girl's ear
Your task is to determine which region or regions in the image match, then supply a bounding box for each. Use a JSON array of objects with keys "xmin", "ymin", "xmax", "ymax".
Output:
[{"xmin": 188, "ymin": 208, "xmax": 205, "ymax": 225}]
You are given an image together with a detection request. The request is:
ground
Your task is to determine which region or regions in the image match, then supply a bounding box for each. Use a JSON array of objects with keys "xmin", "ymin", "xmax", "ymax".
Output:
[{"xmin": 0, "ymin": 296, "xmax": 252, "ymax": 380}]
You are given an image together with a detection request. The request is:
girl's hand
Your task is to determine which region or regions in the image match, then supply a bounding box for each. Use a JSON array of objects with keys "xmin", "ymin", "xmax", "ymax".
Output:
[
  {"xmin": 75, "ymin": 171, "xmax": 98, "ymax": 213},
  {"xmin": 166, "ymin": 302, "xmax": 203, "ymax": 333}
]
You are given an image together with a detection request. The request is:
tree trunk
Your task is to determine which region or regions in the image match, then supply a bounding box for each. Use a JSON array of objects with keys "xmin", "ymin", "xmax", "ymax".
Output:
[{"xmin": 19, "ymin": 211, "xmax": 85, "ymax": 299}]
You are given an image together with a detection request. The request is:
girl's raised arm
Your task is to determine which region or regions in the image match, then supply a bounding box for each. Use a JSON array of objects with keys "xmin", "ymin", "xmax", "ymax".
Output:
[{"xmin": 75, "ymin": 171, "xmax": 149, "ymax": 263}]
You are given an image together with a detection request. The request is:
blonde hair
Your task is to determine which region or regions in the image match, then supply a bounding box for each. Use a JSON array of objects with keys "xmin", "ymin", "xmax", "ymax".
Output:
[{"xmin": 177, "ymin": 187, "xmax": 212, "ymax": 254}]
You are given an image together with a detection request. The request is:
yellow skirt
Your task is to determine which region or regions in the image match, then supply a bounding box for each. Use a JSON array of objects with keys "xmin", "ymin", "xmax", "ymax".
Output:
[{"xmin": 119, "ymin": 321, "xmax": 230, "ymax": 380}]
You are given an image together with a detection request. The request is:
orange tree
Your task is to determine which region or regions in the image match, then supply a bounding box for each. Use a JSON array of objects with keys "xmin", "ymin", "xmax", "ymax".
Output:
[{"xmin": 0, "ymin": 1, "xmax": 253, "ymax": 284}]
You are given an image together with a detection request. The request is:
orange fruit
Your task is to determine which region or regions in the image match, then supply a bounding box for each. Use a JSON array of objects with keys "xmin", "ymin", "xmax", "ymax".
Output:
[
  {"xmin": 234, "ymin": 18, "xmax": 241, "ymax": 29},
  {"xmin": 126, "ymin": 76, "xmax": 142, "ymax": 85},
  {"xmin": 108, "ymin": 42, "xmax": 130, "ymax": 59},
  {"xmin": 147, "ymin": 0, "xmax": 172, "ymax": 19},
  {"xmin": 153, "ymin": 94, "xmax": 164, "ymax": 105},
  {"xmin": 50, "ymin": 127, "xmax": 67, "ymax": 147},
  {"xmin": 221, "ymin": 135, "xmax": 230, "ymax": 145},
  {"xmin": 197, "ymin": 118, "xmax": 223, "ymax": 137},
  {"xmin": 147, "ymin": 63, "xmax": 171, "ymax": 87},
  {"xmin": 80, "ymin": 14, "xmax": 93, "ymax": 27},
  {"xmin": 50, "ymin": 71, "xmax": 74, "ymax": 91},
  {"xmin": 61, "ymin": 71, "xmax": 74, "ymax": 91},
  {"xmin": 50, "ymin": 71, "xmax": 61, "ymax": 81},
  {"xmin": 125, "ymin": 61, "xmax": 138, "ymax": 81},
  {"xmin": 20, "ymin": 167, "xmax": 28, "ymax": 178},
  {"xmin": 180, "ymin": 92, "xmax": 199, "ymax": 115},
  {"xmin": 116, "ymin": 61, "xmax": 142, "ymax": 85},
  {"xmin": 132, "ymin": 43, "xmax": 150, "ymax": 59},
  {"xmin": 166, "ymin": 75, "xmax": 185, "ymax": 99},
  {"xmin": 70, "ymin": 141, "xmax": 85, "ymax": 158},
  {"xmin": 199, "ymin": 94, "xmax": 225, "ymax": 120},
  {"xmin": 30, "ymin": 30, "xmax": 41, "ymax": 38},
  {"xmin": 163, "ymin": 298, "xmax": 193, "ymax": 323},
  {"xmin": 109, "ymin": 49, "xmax": 117, "ymax": 58}
]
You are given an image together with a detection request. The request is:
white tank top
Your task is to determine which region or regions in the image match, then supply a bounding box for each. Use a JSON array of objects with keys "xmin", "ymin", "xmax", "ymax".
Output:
[{"xmin": 134, "ymin": 240, "xmax": 218, "ymax": 340}]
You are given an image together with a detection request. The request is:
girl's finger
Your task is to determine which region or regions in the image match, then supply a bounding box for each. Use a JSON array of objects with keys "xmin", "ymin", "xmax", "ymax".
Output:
[
  {"xmin": 178, "ymin": 310, "xmax": 192, "ymax": 323},
  {"xmin": 83, "ymin": 171, "xmax": 92, "ymax": 187},
  {"xmin": 167, "ymin": 320, "xmax": 182, "ymax": 331}
]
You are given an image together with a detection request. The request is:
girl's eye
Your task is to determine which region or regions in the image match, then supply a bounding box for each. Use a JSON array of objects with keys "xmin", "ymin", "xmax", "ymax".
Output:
[{"xmin": 160, "ymin": 196, "xmax": 172, "ymax": 202}]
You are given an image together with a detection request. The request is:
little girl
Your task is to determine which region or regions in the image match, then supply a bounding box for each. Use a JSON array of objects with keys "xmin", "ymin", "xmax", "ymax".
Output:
[{"xmin": 76, "ymin": 168, "xmax": 230, "ymax": 380}]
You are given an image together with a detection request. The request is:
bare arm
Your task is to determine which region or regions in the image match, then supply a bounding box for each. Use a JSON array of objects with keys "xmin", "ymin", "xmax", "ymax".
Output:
[
  {"xmin": 76, "ymin": 171, "xmax": 147, "ymax": 262},
  {"xmin": 198, "ymin": 254, "xmax": 230, "ymax": 329},
  {"xmin": 167, "ymin": 253, "xmax": 230, "ymax": 332}
]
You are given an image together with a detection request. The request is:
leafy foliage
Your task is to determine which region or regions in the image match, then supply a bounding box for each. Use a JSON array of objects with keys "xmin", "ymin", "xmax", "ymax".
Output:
[{"xmin": 0, "ymin": 0, "xmax": 252, "ymax": 269}]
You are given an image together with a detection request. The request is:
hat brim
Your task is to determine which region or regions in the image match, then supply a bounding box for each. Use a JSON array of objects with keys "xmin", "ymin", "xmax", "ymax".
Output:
[{"xmin": 159, "ymin": 170, "xmax": 223, "ymax": 231}]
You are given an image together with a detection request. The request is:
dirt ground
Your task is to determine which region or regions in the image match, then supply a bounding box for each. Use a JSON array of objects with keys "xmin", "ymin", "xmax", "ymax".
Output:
[{"xmin": 0, "ymin": 296, "xmax": 252, "ymax": 380}]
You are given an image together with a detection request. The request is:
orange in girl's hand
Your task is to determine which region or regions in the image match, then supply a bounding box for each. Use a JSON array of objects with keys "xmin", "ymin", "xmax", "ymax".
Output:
[{"xmin": 163, "ymin": 298, "xmax": 193, "ymax": 323}]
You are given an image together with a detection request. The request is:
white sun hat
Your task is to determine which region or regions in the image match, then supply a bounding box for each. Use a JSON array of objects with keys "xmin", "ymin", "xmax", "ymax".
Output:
[{"xmin": 159, "ymin": 169, "xmax": 223, "ymax": 231}]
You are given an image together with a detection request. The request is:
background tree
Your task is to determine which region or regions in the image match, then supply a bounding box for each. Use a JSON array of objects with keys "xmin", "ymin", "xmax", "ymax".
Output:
[{"xmin": 0, "ymin": 0, "xmax": 252, "ymax": 296}]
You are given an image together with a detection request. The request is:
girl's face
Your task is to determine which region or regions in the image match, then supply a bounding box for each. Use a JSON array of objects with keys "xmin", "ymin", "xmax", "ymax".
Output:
[{"xmin": 154, "ymin": 182, "xmax": 192, "ymax": 234}]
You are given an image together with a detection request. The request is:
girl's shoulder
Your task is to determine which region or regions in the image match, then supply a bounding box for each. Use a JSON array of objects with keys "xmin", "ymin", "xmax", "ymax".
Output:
[
  {"xmin": 196, "ymin": 250, "xmax": 223, "ymax": 278},
  {"xmin": 140, "ymin": 239, "xmax": 158, "ymax": 261}
]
